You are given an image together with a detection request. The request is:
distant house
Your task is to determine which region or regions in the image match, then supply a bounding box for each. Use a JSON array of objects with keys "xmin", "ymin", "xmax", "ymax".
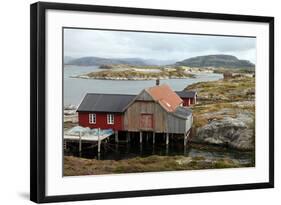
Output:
[
  {"xmin": 223, "ymin": 71, "xmax": 255, "ymax": 79},
  {"xmin": 223, "ymin": 71, "xmax": 233, "ymax": 79},
  {"xmin": 175, "ymin": 91, "xmax": 197, "ymax": 106},
  {"xmin": 77, "ymin": 84, "xmax": 192, "ymax": 136}
]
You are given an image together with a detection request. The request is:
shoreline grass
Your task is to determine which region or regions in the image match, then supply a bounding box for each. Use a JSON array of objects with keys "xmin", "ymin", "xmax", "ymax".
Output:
[{"xmin": 64, "ymin": 154, "xmax": 253, "ymax": 176}]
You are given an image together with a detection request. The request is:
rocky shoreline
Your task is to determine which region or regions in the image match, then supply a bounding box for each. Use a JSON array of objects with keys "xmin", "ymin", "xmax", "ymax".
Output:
[{"xmin": 187, "ymin": 77, "xmax": 255, "ymax": 151}]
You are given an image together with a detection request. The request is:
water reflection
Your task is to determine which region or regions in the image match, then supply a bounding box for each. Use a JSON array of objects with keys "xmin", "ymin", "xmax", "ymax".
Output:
[{"xmin": 65, "ymin": 138, "xmax": 253, "ymax": 165}]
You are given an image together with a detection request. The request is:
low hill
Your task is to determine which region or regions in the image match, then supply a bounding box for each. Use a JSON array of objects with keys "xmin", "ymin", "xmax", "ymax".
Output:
[
  {"xmin": 66, "ymin": 57, "xmax": 148, "ymax": 66},
  {"xmin": 176, "ymin": 55, "xmax": 255, "ymax": 69}
]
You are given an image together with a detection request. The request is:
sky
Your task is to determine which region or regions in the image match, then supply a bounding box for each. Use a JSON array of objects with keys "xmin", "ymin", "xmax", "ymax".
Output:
[{"xmin": 64, "ymin": 28, "xmax": 256, "ymax": 64}]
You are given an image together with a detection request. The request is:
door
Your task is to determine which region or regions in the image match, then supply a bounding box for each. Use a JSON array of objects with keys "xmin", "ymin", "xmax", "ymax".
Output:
[{"xmin": 140, "ymin": 114, "xmax": 153, "ymax": 130}]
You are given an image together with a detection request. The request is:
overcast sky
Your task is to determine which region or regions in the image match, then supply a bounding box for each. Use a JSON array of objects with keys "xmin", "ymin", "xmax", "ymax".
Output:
[{"xmin": 64, "ymin": 28, "xmax": 256, "ymax": 63}]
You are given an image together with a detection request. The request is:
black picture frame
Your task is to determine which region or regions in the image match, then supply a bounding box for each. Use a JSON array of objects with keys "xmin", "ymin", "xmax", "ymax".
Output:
[{"xmin": 30, "ymin": 1, "xmax": 274, "ymax": 203}]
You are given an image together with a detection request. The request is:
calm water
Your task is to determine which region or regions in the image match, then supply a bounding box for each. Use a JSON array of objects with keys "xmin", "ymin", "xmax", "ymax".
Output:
[
  {"xmin": 64, "ymin": 65, "xmax": 223, "ymax": 106},
  {"xmin": 64, "ymin": 137, "xmax": 253, "ymax": 164}
]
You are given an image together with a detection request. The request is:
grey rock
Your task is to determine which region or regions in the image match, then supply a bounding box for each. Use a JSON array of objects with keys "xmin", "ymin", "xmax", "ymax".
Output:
[{"xmin": 194, "ymin": 114, "xmax": 254, "ymax": 150}]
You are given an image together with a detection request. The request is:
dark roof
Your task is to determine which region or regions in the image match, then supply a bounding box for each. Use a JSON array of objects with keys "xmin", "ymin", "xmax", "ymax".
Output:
[
  {"xmin": 77, "ymin": 93, "xmax": 136, "ymax": 113},
  {"xmin": 172, "ymin": 106, "xmax": 192, "ymax": 119},
  {"xmin": 176, "ymin": 91, "xmax": 197, "ymax": 98}
]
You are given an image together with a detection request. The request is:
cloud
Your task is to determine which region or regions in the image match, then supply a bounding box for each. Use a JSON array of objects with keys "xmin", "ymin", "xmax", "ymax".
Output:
[{"xmin": 64, "ymin": 28, "xmax": 256, "ymax": 63}]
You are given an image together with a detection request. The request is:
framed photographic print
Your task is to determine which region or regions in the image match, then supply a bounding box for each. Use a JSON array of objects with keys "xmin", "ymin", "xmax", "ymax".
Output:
[{"xmin": 30, "ymin": 2, "xmax": 274, "ymax": 203}]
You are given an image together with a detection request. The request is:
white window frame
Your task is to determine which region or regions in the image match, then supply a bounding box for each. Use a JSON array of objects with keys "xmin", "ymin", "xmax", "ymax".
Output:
[
  {"xmin": 107, "ymin": 114, "xmax": 114, "ymax": 125},
  {"xmin": 89, "ymin": 113, "xmax": 96, "ymax": 124}
]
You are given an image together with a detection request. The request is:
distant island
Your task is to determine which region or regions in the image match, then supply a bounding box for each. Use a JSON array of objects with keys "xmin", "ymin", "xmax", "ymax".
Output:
[
  {"xmin": 176, "ymin": 54, "xmax": 255, "ymax": 70},
  {"xmin": 72, "ymin": 65, "xmax": 196, "ymax": 80},
  {"xmin": 67, "ymin": 54, "xmax": 255, "ymax": 80}
]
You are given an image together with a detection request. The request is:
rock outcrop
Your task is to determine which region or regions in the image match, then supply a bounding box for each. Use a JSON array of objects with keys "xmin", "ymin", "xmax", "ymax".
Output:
[{"xmin": 193, "ymin": 112, "xmax": 254, "ymax": 150}]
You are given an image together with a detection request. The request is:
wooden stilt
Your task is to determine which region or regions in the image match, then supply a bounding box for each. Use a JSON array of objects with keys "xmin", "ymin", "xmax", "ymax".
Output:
[
  {"xmin": 152, "ymin": 132, "xmax": 155, "ymax": 144},
  {"xmin": 126, "ymin": 132, "xmax": 130, "ymax": 142},
  {"xmin": 98, "ymin": 128, "xmax": 101, "ymax": 153},
  {"xmin": 79, "ymin": 132, "xmax": 82, "ymax": 152},
  {"xmin": 184, "ymin": 144, "xmax": 187, "ymax": 155},
  {"xmin": 126, "ymin": 140, "xmax": 130, "ymax": 153},
  {"xmin": 115, "ymin": 143, "xmax": 119, "ymax": 153},
  {"xmin": 140, "ymin": 131, "xmax": 143, "ymax": 144},
  {"xmin": 115, "ymin": 131, "xmax": 119, "ymax": 143},
  {"xmin": 165, "ymin": 144, "xmax": 169, "ymax": 155},
  {"xmin": 184, "ymin": 133, "xmax": 187, "ymax": 147},
  {"xmin": 166, "ymin": 133, "xmax": 169, "ymax": 145}
]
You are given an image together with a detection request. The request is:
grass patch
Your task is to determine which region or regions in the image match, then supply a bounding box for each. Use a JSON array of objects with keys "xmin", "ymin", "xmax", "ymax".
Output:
[
  {"xmin": 213, "ymin": 159, "xmax": 239, "ymax": 169},
  {"xmin": 64, "ymin": 154, "xmax": 249, "ymax": 176},
  {"xmin": 186, "ymin": 77, "xmax": 255, "ymax": 103}
]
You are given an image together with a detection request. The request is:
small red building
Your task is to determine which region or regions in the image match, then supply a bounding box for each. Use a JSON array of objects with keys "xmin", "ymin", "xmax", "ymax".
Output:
[
  {"xmin": 77, "ymin": 94, "xmax": 135, "ymax": 131},
  {"xmin": 175, "ymin": 91, "xmax": 197, "ymax": 106}
]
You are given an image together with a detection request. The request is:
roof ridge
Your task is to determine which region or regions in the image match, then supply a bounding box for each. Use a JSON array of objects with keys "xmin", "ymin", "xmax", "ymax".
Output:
[{"xmin": 86, "ymin": 93, "xmax": 137, "ymax": 96}]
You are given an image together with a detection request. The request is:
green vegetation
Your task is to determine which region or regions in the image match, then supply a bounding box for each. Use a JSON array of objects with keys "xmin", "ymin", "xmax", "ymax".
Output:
[
  {"xmin": 185, "ymin": 77, "xmax": 255, "ymax": 129},
  {"xmin": 186, "ymin": 77, "xmax": 255, "ymax": 103},
  {"xmin": 64, "ymin": 155, "xmax": 251, "ymax": 176}
]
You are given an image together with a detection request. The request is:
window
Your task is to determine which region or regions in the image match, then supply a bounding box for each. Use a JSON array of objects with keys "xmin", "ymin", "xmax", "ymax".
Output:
[
  {"xmin": 89, "ymin": 113, "xmax": 96, "ymax": 124},
  {"xmin": 107, "ymin": 114, "xmax": 114, "ymax": 124}
]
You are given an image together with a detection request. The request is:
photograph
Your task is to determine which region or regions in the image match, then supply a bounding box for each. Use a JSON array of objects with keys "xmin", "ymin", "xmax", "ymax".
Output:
[{"xmin": 63, "ymin": 28, "xmax": 256, "ymax": 176}]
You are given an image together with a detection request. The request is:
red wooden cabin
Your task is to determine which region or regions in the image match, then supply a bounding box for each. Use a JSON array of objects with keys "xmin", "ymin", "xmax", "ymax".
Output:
[
  {"xmin": 175, "ymin": 91, "xmax": 197, "ymax": 106},
  {"xmin": 76, "ymin": 94, "xmax": 135, "ymax": 131}
]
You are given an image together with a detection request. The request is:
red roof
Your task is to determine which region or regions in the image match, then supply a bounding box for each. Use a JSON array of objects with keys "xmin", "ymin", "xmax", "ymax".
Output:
[{"xmin": 146, "ymin": 84, "xmax": 183, "ymax": 112}]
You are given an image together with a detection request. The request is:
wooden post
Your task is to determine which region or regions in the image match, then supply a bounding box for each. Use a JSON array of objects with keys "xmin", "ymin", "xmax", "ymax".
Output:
[
  {"xmin": 152, "ymin": 132, "xmax": 155, "ymax": 144},
  {"xmin": 115, "ymin": 131, "xmax": 119, "ymax": 143},
  {"xmin": 126, "ymin": 132, "xmax": 130, "ymax": 142},
  {"xmin": 126, "ymin": 138, "xmax": 130, "ymax": 153},
  {"xmin": 166, "ymin": 144, "xmax": 169, "ymax": 155},
  {"xmin": 166, "ymin": 133, "xmax": 169, "ymax": 145},
  {"xmin": 184, "ymin": 134, "xmax": 187, "ymax": 146},
  {"xmin": 140, "ymin": 131, "xmax": 143, "ymax": 144},
  {"xmin": 98, "ymin": 129, "xmax": 101, "ymax": 153},
  {"xmin": 79, "ymin": 132, "xmax": 82, "ymax": 153}
]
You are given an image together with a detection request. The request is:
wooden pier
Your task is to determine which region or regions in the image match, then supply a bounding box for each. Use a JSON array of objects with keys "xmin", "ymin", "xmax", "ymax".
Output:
[
  {"xmin": 64, "ymin": 128, "xmax": 113, "ymax": 154},
  {"xmin": 64, "ymin": 126, "xmax": 192, "ymax": 157}
]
